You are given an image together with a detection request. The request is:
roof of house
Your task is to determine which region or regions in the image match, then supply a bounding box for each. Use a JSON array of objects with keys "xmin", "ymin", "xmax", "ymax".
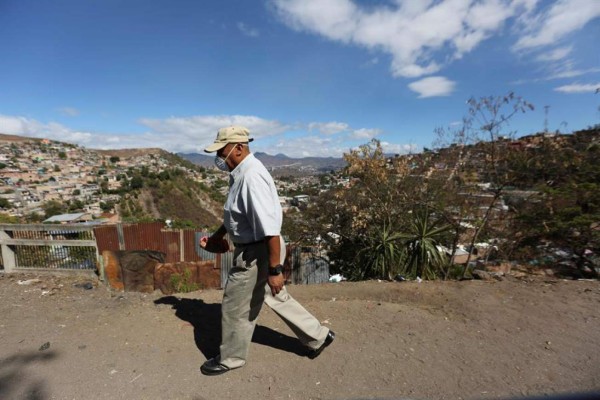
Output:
[{"xmin": 43, "ymin": 212, "xmax": 90, "ymax": 223}]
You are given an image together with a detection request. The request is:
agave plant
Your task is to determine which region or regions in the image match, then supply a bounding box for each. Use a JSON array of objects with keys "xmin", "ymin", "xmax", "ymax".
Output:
[
  {"xmin": 398, "ymin": 207, "xmax": 452, "ymax": 279},
  {"xmin": 355, "ymin": 221, "xmax": 405, "ymax": 280}
]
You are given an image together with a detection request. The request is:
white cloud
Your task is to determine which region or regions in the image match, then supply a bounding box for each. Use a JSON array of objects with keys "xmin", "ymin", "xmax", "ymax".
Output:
[
  {"xmin": 308, "ymin": 121, "xmax": 349, "ymax": 135},
  {"xmin": 237, "ymin": 22, "xmax": 259, "ymax": 37},
  {"xmin": 511, "ymin": 63, "xmax": 600, "ymax": 84},
  {"xmin": 0, "ymin": 114, "xmax": 291, "ymax": 153},
  {"xmin": 138, "ymin": 115, "xmax": 290, "ymax": 152},
  {"xmin": 535, "ymin": 46, "xmax": 572, "ymax": 62},
  {"xmin": 510, "ymin": 2, "xmax": 600, "ymax": 82},
  {"xmin": 350, "ymin": 128, "xmax": 380, "ymax": 140},
  {"xmin": 271, "ymin": 0, "xmax": 537, "ymax": 78},
  {"xmin": 546, "ymin": 64, "xmax": 600, "ymax": 80},
  {"xmin": 554, "ymin": 83, "xmax": 600, "ymax": 94},
  {"xmin": 58, "ymin": 107, "xmax": 80, "ymax": 117},
  {"xmin": 380, "ymin": 141, "xmax": 418, "ymax": 155},
  {"xmin": 0, "ymin": 115, "xmax": 169, "ymax": 150},
  {"xmin": 408, "ymin": 76, "xmax": 456, "ymax": 98},
  {"xmin": 0, "ymin": 115, "xmax": 93, "ymax": 144},
  {"xmin": 514, "ymin": 0, "xmax": 600, "ymax": 50},
  {"xmin": 266, "ymin": 121, "xmax": 384, "ymax": 156},
  {"xmin": 271, "ymin": 135, "xmax": 348, "ymax": 158},
  {"xmin": 0, "ymin": 114, "xmax": 400, "ymax": 158}
]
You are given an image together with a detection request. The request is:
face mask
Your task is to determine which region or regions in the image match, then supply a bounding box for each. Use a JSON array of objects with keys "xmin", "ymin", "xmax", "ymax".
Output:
[
  {"xmin": 214, "ymin": 156, "xmax": 229, "ymax": 171},
  {"xmin": 214, "ymin": 144, "xmax": 237, "ymax": 171}
]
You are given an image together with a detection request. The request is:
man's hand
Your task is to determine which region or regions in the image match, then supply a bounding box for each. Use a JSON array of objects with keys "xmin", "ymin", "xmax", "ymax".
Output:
[
  {"xmin": 199, "ymin": 235, "xmax": 230, "ymax": 253},
  {"xmin": 267, "ymin": 274, "xmax": 284, "ymax": 296}
]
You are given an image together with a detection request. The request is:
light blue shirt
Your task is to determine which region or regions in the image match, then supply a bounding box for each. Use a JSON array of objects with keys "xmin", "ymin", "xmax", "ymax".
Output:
[{"xmin": 223, "ymin": 153, "xmax": 282, "ymax": 243}]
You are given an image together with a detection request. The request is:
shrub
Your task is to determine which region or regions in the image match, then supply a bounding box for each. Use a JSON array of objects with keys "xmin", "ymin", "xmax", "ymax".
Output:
[{"xmin": 169, "ymin": 269, "xmax": 201, "ymax": 293}]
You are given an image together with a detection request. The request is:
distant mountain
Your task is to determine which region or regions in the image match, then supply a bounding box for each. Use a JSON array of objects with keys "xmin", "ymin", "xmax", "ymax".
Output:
[
  {"xmin": 95, "ymin": 148, "xmax": 166, "ymax": 158},
  {"xmin": 178, "ymin": 151, "xmax": 346, "ymax": 176},
  {"xmin": 176, "ymin": 152, "xmax": 213, "ymax": 167}
]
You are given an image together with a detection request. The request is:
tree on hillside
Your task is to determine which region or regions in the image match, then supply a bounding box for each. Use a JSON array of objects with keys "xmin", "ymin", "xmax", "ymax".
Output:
[
  {"xmin": 131, "ymin": 175, "xmax": 144, "ymax": 189},
  {"xmin": 100, "ymin": 180, "xmax": 109, "ymax": 193},
  {"xmin": 435, "ymin": 92, "xmax": 534, "ymax": 277},
  {"xmin": 68, "ymin": 199, "xmax": 85, "ymax": 213},
  {"xmin": 100, "ymin": 200, "xmax": 116, "ymax": 213},
  {"xmin": 510, "ymin": 128, "xmax": 600, "ymax": 278},
  {"xmin": 43, "ymin": 200, "xmax": 66, "ymax": 219}
]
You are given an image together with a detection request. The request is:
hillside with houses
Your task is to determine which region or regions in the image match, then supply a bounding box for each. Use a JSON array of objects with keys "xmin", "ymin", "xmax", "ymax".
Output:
[{"xmin": 0, "ymin": 135, "xmax": 222, "ymax": 225}]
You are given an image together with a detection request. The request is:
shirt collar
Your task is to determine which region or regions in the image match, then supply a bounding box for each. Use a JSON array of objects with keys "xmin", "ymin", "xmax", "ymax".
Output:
[{"xmin": 230, "ymin": 153, "xmax": 255, "ymax": 179}]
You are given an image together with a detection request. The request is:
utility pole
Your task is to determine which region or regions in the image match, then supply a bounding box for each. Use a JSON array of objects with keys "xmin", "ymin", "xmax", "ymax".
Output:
[{"xmin": 544, "ymin": 105, "xmax": 550, "ymax": 133}]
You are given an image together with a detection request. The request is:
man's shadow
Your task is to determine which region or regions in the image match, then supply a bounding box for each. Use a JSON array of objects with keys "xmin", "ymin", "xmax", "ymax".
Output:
[{"xmin": 154, "ymin": 296, "xmax": 307, "ymax": 359}]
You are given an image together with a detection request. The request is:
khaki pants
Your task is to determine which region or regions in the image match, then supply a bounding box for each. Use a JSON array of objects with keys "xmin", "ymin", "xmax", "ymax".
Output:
[{"xmin": 219, "ymin": 237, "xmax": 329, "ymax": 369}]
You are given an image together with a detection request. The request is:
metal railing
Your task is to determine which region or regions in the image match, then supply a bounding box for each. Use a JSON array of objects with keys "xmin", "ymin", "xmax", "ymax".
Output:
[{"xmin": 0, "ymin": 224, "xmax": 98, "ymax": 272}]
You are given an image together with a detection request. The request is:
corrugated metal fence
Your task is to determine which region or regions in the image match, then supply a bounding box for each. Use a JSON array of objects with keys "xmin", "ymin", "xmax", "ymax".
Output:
[
  {"xmin": 94, "ymin": 222, "xmax": 211, "ymax": 263},
  {"xmin": 288, "ymin": 247, "xmax": 331, "ymax": 285}
]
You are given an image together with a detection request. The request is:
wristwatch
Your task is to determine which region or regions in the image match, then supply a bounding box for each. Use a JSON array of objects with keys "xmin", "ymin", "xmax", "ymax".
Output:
[{"xmin": 268, "ymin": 264, "xmax": 283, "ymax": 276}]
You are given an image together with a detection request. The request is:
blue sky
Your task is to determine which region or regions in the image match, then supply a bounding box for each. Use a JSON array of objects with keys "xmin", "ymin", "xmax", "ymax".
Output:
[{"xmin": 0, "ymin": 0, "xmax": 599, "ymax": 157}]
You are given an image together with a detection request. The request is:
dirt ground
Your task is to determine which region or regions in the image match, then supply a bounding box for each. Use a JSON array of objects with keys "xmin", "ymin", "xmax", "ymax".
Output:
[{"xmin": 0, "ymin": 271, "xmax": 599, "ymax": 400}]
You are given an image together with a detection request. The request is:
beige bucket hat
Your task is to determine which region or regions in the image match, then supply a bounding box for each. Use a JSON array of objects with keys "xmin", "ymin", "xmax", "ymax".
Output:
[{"xmin": 204, "ymin": 126, "xmax": 254, "ymax": 153}]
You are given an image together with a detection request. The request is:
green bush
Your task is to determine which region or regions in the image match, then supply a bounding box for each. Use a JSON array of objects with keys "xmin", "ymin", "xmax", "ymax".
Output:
[{"xmin": 169, "ymin": 269, "xmax": 201, "ymax": 293}]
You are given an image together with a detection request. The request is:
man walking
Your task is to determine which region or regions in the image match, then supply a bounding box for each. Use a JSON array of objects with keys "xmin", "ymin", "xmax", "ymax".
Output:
[{"xmin": 199, "ymin": 126, "xmax": 334, "ymax": 376}]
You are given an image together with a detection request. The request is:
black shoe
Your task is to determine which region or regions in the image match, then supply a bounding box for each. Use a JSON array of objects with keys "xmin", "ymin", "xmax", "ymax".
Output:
[
  {"xmin": 200, "ymin": 358, "xmax": 231, "ymax": 376},
  {"xmin": 307, "ymin": 330, "xmax": 335, "ymax": 359}
]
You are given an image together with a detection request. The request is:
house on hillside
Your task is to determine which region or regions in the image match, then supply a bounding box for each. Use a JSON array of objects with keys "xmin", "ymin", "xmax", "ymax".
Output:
[
  {"xmin": 43, "ymin": 212, "xmax": 92, "ymax": 224},
  {"xmin": 291, "ymin": 195, "xmax": 309, "ymax": 207},
  {"xmin": 79, "ymin": 184, "xmax": 99, "ymax": 196}
]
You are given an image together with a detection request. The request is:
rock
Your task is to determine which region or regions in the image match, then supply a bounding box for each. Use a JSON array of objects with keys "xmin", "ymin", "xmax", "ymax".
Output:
[
  {"xmin": 486, "ymin": 263, "xmax": 512, "ymax": 274},
  {"xmin": 120, "ymin": 251, "xmax": 164, "ymax": 293},
  {"xmin": 472, "ymin": 270, "xmax": 492, "ymax": 280},
  {"xmin": 491, "ymin": 273, "xmax": 504, "ymax": 281},
  {"xmin": 510, "ymin": 271, "xmax": 527, "ymax": 278},
  {"xmin": 74, "ymin": 282, "xmax": 94, "ymax": 290},
  {"xmin": 17, "ymin": 279, "xmax": 41, "ymax": 285},
  {"xmin": 102, "ymin": 250, "xmax": 165, "ymax": 292}
]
